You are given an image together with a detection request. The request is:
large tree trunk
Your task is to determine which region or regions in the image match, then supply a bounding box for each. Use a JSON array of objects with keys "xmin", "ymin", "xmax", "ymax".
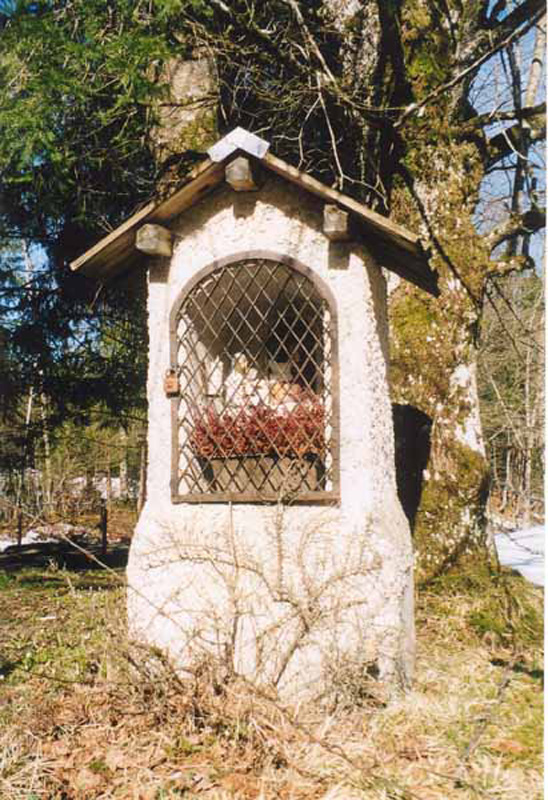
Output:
[
  {"xmin": 388, "ymin": 137, "xmax": 492, "ymax": 579},
  {"xmin": 150, "ymin": 52, "xmax": 218, "ymax": 188},
  {"xmin": 151, "ymin": 0, "xmax": 542, "ymax": 582},
  {"xmin": 323, "ymin": 1, "xmax": 492, "ymax": 578},
  {"xmin": 390, "ymin": 289, "xmax": 490, "ymax": 580}
]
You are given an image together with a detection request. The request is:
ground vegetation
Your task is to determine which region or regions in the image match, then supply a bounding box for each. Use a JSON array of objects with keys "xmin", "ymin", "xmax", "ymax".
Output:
[{"xmin": 0, "ymin": 545, "xmax": 542, "ymax": 798}]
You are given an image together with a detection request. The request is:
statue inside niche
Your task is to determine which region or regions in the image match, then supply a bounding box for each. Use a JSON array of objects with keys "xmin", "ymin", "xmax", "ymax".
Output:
[{"xmin": 223, "ymin": 350, "xmax": 313, "ymax": 412}]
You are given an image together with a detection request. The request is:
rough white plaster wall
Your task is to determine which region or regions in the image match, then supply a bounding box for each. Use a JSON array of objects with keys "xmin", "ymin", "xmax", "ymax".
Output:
[{"xmin": 127, "ymin": 175, "xmax": 414, "ymax": 701}]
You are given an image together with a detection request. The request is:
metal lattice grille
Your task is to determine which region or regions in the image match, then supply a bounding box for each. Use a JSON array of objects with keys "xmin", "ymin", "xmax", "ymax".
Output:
[{"xmin": 172, "ymin": 258, "xmax": 338, "ymax": 502}]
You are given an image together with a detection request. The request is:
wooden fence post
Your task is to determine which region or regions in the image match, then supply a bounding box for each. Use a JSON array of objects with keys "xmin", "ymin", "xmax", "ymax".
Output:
[{"xmin": 100, "ymin": 501, "xmax": 108, "ymax": 557}]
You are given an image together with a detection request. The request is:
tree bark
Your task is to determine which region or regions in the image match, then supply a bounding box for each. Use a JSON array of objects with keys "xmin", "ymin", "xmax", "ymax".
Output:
[{"xmin": 150, "ymin": 0, "xmax": 543, "ymax": 580}]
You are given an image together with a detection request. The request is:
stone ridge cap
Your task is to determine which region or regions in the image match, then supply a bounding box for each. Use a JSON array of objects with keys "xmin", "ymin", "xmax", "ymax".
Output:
[{"xmin": 207, "ymin": 127, "xmax": 271, "ymax": 162}]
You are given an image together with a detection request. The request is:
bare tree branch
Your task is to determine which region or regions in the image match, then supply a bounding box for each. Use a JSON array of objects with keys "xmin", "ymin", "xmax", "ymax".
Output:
[
  {"xmin": 524, "ymin": 14, "xmax": 547, "ymax": 106},
  {"xmin": 395, "ymin": 7, "xmax": 545, "ymax": 129},
  {"xmin": 467, "ymin": 101, "xmax": 545, "ymax": 128},
  {"xmin": 281, "ymin": 0, "xmax": 338, "ymax": 87},
  {"xmin": 487, "ymin": 252, "xmax": 535, "ymax": 277},
  {"xmin": 484, "ymin": 0, "xmax": 545, "ymax": 34},
  {"xmin": 485, "ymin": 15, "xmax": 546, "ymax": 169},
  {"xmin": 486, "ymin": 118, "xmax": 545, "ymax": 168},
  {"xmin": 487, "ymin": 207, "xmax": 546, "ymax": 250}
]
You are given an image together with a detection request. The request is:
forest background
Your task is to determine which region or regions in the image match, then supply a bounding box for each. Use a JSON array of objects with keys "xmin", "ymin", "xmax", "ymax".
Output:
[
  {"xmin": 0, "ymin": 0, "xmax": 544, "ymax": 577},
  {"xmin": 0, "ymin": 3, "xmax": 544, "ymax": 798}
]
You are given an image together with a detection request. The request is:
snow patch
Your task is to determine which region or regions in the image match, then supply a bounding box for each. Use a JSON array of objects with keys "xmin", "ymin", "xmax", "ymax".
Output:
[{"xmin": 493, "ymin": 525, "xmax": 545, "ymax": 587}]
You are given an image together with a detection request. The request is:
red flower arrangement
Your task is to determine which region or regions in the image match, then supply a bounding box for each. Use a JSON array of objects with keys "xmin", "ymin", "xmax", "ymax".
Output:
[{"xmin": 190, "ymin": 397, "xmax": 325, "ymax": 459}]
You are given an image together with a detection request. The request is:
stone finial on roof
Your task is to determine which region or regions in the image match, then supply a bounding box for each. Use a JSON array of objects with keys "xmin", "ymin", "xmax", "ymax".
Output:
[{"xmin": 207, "ymin": 127, "xmax": 270, "ymax": 162}]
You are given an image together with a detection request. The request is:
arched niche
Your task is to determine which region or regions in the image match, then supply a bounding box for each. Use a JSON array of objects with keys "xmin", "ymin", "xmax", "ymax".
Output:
[{"xmin": 169, "ymin": 251, "xmax": 340, "ymax": 504}]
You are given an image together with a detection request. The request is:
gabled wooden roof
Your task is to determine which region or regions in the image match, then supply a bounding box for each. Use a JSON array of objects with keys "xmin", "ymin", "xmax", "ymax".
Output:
[{"xmin": 70, "ymin": 128, "xmax": 439, "ymax": 296}]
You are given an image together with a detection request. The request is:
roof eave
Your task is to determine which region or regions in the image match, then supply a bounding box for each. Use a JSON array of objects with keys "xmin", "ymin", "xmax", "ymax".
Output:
[
  {"xmin": 70, "ymin": 130, "xmax": 438, "ymax": 296},
  {"xmin": 70, "ymin": 156, "xmax": 224, "ymax": 281}
]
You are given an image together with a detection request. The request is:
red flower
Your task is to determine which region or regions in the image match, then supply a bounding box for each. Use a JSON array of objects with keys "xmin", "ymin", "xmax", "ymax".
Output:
[{"xmin": 189, "ymin": 398, "xmax": 325, "ymax": 459}]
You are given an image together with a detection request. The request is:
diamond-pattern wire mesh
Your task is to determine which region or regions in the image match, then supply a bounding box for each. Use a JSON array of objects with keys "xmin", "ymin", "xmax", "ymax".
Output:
[{"xmin": 174, "ymin": 259, "xmax": 335, "ymax": 500}]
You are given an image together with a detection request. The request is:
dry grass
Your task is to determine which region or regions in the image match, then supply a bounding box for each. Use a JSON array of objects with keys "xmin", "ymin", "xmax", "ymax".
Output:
[{"xmin": 0, "ymin": 554, "xmax": 543, "ymax": 799}]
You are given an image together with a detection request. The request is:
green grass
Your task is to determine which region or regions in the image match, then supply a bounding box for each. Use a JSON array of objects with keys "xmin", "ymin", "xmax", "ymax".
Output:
[
  {"xmin": 0, "ymin": 567, "xmax": 124, "ymax": 689},
  {"xmin": 0, "ymin": 557, "xmax": 543, "ymax": 799}
]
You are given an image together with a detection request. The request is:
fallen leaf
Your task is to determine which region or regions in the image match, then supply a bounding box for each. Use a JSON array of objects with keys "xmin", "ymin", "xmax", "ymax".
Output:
[
  {"xmin": 73, "ymin": 767, "xmax": 104, "ymax": 793},
  {"xmin": 490, "ymin": 739, "xmax": 528, "ymax": 755},
  {"xmin": 42, "ymin": 740, "xmax": 73, "ymax": 760},
  {"xmin": 105, "ymin": 747, "xmax": 129, "ymax": 771}
]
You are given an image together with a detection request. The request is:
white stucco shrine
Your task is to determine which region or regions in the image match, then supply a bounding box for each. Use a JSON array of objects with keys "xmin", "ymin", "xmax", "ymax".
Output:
[{"xmin": 72, "ymin": 128, "xmax": 438, "ymax": 701}]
